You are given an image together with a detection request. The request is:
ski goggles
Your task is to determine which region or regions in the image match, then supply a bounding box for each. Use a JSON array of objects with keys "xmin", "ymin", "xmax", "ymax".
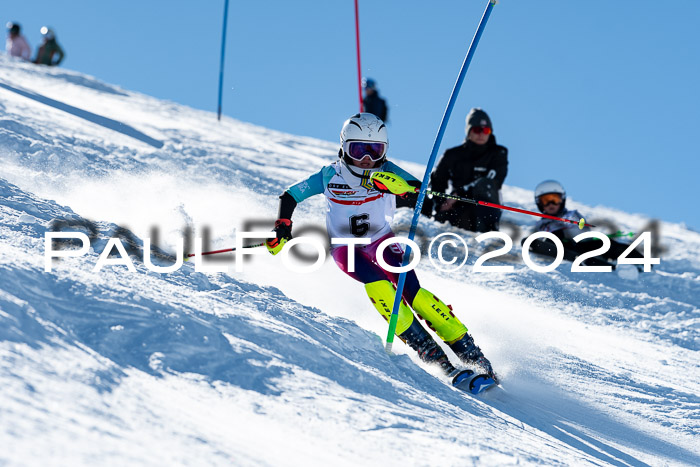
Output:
[
  {"xmin": 538, "ymin": 193, "xmax": 563, "ymax": 206},
  {"xmin": 343, "ymin": 141, "xmax": 387, "ymax": 161},
  {"xmin": 471, "ymin": 126, "xmax": 492, "ymax": 135}
]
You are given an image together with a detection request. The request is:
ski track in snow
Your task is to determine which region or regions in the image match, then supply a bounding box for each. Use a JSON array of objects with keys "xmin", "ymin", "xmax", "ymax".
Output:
[{"xmin": 1, "ymin": 54, "xmax": 698, "ymax": 466}]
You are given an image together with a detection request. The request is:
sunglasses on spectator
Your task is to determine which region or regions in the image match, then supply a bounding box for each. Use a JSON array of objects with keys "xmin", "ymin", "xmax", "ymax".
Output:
[
  {"xmin": 343, "ymin": 141, "xmax": 387, "ymax": 162},
  {"xmin": 539, "ymin": 193, "xmax": 563, "ymax": 206},
  {"xmin": 471, "ymin": 126, "xmax": 492, "ymax": 135}
]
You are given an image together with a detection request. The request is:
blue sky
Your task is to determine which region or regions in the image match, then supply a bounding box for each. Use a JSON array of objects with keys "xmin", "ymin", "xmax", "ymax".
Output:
[{"xmin": 5, "ymin": 1, "xmax": 700, "ymax": 231}]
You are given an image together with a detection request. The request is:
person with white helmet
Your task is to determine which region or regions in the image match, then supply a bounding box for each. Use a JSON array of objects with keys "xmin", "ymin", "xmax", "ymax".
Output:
[
  {"xmin": 532, "ymin": 180, "xmax": 584, "ymax": 239},
  {"xmin": 33, "ymin": 26, "xmax": 64, "ymax": 66},
  {"xmin": 5, "ymin": 22, "xmax": 31, "ymax": 60},
  {"xmin": 267, "ymin": 113, "xmax": 497, "ymax": 388},
  {"xmin": 425, "ymin": 108, "xmax": 508, "ymax": 232},
  {"xmin": 525, "ymin": 180, "xmax": 644, "ymax": 269}
]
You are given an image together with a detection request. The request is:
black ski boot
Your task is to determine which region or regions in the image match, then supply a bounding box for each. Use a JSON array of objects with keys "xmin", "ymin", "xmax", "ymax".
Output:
[
  {"xmin": 399, "ymin": 319, "xmax": 456, "ymax": 376},
  {"xmin": 449, "ymin": 333, "xmax": 497, "ymax": 382}
]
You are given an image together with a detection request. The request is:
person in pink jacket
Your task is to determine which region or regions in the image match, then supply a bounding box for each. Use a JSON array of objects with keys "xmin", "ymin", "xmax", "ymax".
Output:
[{"xmin": 6, "ymin": 22, "xmax": 31, "ymax": 60}]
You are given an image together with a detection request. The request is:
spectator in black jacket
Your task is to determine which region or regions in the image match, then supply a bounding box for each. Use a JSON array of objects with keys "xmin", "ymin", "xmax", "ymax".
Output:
[
  {"xmin": 424, "ymin": 108, "xmax": 508, "ymax": 232},
  {"xmin": 362, "ymin": 78, "xmax": 388, "ymax": 122}
]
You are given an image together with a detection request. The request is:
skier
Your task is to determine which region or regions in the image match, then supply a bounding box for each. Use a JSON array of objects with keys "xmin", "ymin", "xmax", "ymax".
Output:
[
  {"xmin": 424, "ymin": 108, "xmax": 508, "ymax": 232},
  {"xmin": 266, "ymin": 113, "xmax": 497, "ymax": 389},
  {"xmin": 524, "ymin": 180, "xmax": 644, "ymax": 268}
]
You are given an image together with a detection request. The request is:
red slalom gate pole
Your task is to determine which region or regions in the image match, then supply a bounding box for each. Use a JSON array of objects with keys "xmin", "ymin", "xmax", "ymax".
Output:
[{"xmin": 354, "ymin": 0, "xmax": 364, "ymax": 112}]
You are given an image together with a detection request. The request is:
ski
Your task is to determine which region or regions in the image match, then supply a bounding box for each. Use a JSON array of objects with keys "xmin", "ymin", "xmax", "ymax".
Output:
[{"xmin": 451, "ymin": 369, "xmax": 497, "ymax": 395}]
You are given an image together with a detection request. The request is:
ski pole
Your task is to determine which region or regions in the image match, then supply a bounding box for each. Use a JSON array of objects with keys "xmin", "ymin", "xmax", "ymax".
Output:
[
  {"xmin": 184, "ymin": 242, "xmax": 265, "ymax": 261},
  {"xmin": 426, "ymin": 190, "xmax": 594, "ymax": 229}
]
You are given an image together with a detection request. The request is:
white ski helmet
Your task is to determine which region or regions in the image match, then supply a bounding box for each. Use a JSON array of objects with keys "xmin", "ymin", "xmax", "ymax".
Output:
[
  {"xmin": 337, "ymin": 113, "xmax": 388, "ymax": 184},
  {"xmin": 340, "ymin": 112, "xmax": 388, "ymax": 162},
  {"xmin": 534, "ymin": 179, "xmax": 566, "ymax": 212},
  {"xmin": 40, "ymin": 26, "xmax": 55, "ymax": 40}
]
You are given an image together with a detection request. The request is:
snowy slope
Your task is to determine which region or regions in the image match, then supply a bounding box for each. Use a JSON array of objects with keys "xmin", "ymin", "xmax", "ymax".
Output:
[{"xmin": 1, "ymin": 54, "xmax": 698, "ymax": 466}]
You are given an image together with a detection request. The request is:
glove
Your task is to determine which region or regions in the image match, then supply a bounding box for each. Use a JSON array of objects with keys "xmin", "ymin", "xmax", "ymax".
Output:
[
  {"xmin": 457, "ymin": 177, "xmax": 481, "ymax": 195},
  {"xmin": 370, "ymin": 172, "xmax": 419, "ymax": 197},
  {"xmin": 470, "ymin": 177, "xmax": 497, "ymax": 200},
  {"xmin": 266, "ymin": 219, "xmax": 292, "ymax": 255}
]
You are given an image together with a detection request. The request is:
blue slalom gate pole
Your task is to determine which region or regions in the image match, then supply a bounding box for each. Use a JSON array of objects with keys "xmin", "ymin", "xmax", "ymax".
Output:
[
  {"xmin": 385, "ymin": 0, "xmax": 497, "ymax": 352},
  {"xmin": 217, "ymin": 0, "xmax": 230, "ymax": 121}
]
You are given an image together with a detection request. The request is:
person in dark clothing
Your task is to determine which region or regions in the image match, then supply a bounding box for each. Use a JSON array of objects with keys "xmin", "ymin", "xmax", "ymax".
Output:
[
  {"xmin": 424, "ymin": 108, "xmax": 508, "ymax": 232},
  {"xmin": 362, "ymin": 78, "xmax": 388, "ymax": 122},
  {"xmin": 523, "ymin": 180, "xmax": 644, "ymax": 271},
  {"xmin": 34, "ymin": 27, "xmax": 64, "ymax": 66}
]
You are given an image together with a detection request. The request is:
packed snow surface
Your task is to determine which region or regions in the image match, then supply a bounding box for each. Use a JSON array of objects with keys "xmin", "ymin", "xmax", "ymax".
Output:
[{"xmin": 1, "ymin": 55, "xmax": 698, "ymax": 466}]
